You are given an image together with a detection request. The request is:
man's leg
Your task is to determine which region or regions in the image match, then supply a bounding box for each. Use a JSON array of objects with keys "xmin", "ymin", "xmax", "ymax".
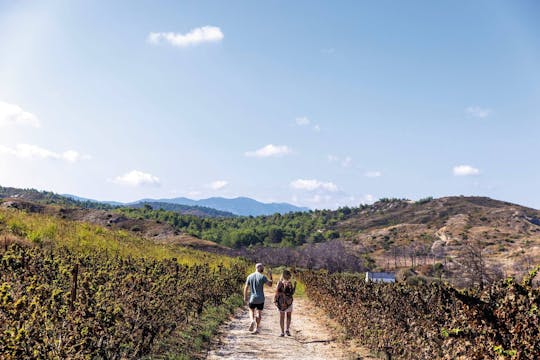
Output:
[
  {"xmin": 248, "ymin": 306, "xmax": 257, "ymax": 332},
  {"xmin": 255, "ymin": 308, "xmax": 262, "ymax": 328}
]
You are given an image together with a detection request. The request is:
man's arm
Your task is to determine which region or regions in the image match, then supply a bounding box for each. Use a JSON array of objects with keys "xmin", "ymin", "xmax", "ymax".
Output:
[
  {"xmin": 266, "ymin": 270, "xmax": 273, "ymax": 286},
  {"xmin": 243, "ymin": 283, "xmax": 249, "ymax": 303}
]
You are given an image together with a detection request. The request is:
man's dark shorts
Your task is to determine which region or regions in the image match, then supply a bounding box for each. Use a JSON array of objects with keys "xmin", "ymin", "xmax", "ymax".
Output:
[{"xmin": 249, "ymin": 302, "xmax": 264, "ymax": 310}]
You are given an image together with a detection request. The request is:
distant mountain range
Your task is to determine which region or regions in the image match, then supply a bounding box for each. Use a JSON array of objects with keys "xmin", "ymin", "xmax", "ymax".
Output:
[
  {"xmin": 63, "ymin": 193, "xmax": 308, "ymax": 216},
  {"xmin": 0, "ymin": 186, "xmax": 309, "ymax": 217},
  {"xmin": 135, "ymin": 196, "xmax": 309, "ymax": 216}
]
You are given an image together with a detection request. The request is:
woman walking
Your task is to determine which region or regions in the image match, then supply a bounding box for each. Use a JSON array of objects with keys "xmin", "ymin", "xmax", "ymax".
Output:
[{"xmin": 274, "ymin": 269, "xmax": 296, "ymax": 337}]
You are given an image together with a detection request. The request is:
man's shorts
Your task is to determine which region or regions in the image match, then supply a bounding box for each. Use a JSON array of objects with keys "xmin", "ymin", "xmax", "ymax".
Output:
[{"xmin": 249, "ymin": 302, "xmax": 264, "ymax": 310}]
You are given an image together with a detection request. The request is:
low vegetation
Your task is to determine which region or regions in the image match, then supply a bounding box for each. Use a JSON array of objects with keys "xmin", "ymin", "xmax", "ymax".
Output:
[
  {"xmin": 301, "ymin": 268, "xmax": 540, "ymax": 359},
  {"xmin": 0, "ymin": 207, "xmax": 248, "ymax": 359}
]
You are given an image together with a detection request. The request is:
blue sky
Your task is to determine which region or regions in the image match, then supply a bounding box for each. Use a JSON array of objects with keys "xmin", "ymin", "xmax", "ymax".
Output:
[{"xmin": 1, "ymin": 0, "xmax": 539, "ymax": 209}]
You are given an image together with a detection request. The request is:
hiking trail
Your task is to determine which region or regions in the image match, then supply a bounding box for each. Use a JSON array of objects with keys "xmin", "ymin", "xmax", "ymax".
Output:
[{"xmin": 206, "ymin": 287, "xmax": 376, "ymax": 360}]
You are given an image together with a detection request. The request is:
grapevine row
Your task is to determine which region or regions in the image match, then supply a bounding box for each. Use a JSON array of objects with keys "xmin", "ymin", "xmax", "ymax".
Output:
[
  {"xmin": 0, "ymin": 243, "xmax": 245, "ymax": 359},
  {"xmin": 301, "ymin": 269, "xmax": 539, "ymax": 359}
]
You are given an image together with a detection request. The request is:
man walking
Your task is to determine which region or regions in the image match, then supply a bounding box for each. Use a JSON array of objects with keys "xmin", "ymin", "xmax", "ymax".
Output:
[{"xmin": 244, "ymin": 263, "xmax": 273, "ymax": 334}]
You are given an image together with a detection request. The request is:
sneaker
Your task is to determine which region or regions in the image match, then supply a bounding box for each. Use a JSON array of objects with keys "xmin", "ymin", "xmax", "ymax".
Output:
[
  {"xmin": 280, "ymin": 333, "xmax": 285, "ymax": 337},
  {"xmin": 286, "ymin": 330, "xmax": 291, "ymax": 336},
  {"xmin": 248, "ymin": 320, "xmax": 256, "ymax": 332},
  {"xmin": 252, "ymin": 328, "xmax": 259, "ymax": 335}
]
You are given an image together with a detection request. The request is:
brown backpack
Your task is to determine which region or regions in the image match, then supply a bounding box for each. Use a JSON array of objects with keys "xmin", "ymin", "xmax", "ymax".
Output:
[{"xmin": 274, "ymin": 281, "xmax": 294, "ymax": 311}]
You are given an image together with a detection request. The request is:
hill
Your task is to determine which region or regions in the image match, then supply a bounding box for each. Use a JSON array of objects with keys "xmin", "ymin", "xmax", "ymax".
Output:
[
  {"xmin": 335, "ymin": 196, "xmax": 540, "ymax": 284},
  {"xmin": 0, "ymin": 186, "xmax": 235, "ymax": 218},
  {"xmin": 137, "ymin": 196, "xmax": 309, "ymax": 216},
  {"xmin": 115, "ymin": 195, "xmax": 540, "ymax": 283},
  {"xmin": 63, "ymin": 192, "xmax": 309, "ymax": 216},
  {"xmin": 2, "ymin": 186, "xmax": 538, "ymax": 284},
  {"xmin": 128, "ymin": 201, "xmax": 235, "ymax": 217},
  {"xmin": 0, "ymin": 185, "xmax": 113, "ymax": 209},
  {"xmin": 0, "ymin": 197, "xmax": 246, "ymax": 359},
  {"xmin": 0, "ymin": 197, "xmax": 227, "ymax": 253}
]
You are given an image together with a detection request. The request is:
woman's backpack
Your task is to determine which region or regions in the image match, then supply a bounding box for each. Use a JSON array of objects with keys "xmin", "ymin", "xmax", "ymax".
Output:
[{"xmin": 274, "ymin": 280, "xmax": 294, "ymax": 311}]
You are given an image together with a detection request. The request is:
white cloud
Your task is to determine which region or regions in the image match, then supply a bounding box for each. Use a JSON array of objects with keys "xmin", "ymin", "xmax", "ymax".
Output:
[
  {"xmin": 453, "ymin": 165, "xmax": 480, "ymax": 176},
  {"xmin": 113, "ymin": 170, "xmax": 160, "ymax": 187},
  {"xmin": 341, "ymin": 156, "xmax": 352, "ymax": 168},
  {"xmin": 245, "ymin": 144, "xmax": 291, "ymax": 158},
  {"xmin": 327, "ymin": 154, "xmax": 339, "ymax": 162},
  {"xmin": 296, "ymin": 116, "xmax": 320, "ymax": 132},
  {"xmin": 290, "ymin": 179, "xmax": 338, "ymax": 192},
  {"xmin": 365, "ymin": 170, "xmax": 382, "ymax": 178},
  {"xmin": 362, "ymin": 194, "xmax": 375, "ymax": 204},
  {"xmin": 148, "ymin": 26, "xmax": 224, "ymax": 47},
  {"xmin": 466, "ymin": 106, "xmax": 492, "ymax": 119},
  {"xmin": 308, "ymin": 194, "xmax": 332, "ymax": 204},
  {"xmin": 0, "ymin": 144, "xmax": 87, "ymax": 163},
  {"xmin": 295, "ymin": 116, "xmax": 310, "ymax": 126},
  {"xmin": 321, "ymin": 48, "xmax": 336, "ymax": 54},
  {"xmin": 186, "ymin": 190, "xmax": 202, "ymax": 198},
  {"xmin": 209, "ymin": 180, "xmax": 228, "ymax": 190},
  {"xmin": 327, "ymin": 155, "xmax": 352, "ymax": 168},
  {"xmin": 0, "ymin": 101, "xmax": 40, "ymax": 128}
]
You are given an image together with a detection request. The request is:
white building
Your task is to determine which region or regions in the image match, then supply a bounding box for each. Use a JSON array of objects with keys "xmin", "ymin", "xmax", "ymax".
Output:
[{"xmin": 365, "ymin": 272, "xmax": 396, "ymax": 283}]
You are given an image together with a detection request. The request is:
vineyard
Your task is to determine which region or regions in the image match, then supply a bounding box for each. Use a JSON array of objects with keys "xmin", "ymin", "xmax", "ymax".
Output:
[
  {"xmin": 0, "ymin": 243, "xmax": 246, "ymax": 359},
  {"xmin": 301, "ymin": 269, "xmax": 540, "ymax": 359},
  {"xmin": 0, "ymin": 207, "xmax": 248, "ymax": 359}
]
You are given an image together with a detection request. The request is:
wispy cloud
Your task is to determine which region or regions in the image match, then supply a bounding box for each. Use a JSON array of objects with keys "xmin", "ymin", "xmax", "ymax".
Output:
[
  {"xmin": 321, "ymin": 48, "xmax": 336, "ymax": 54},
  {"xmin": 362, "ymin": 194, "xmax": 375, "ymax": 203},
  {"xmin": 209, "ymin": 180, "xmax": 228, "ymax": 190},
  {"xmin": 295, "ymin": 116, "xmax": 320, "ymax": 132},
  {"xmin": 327, "ymin": 155, "xmax": 339, "ymax": 162},
  {"xmin": 341, "ymin": 156, "xmax": 352, "ymax": 168},
  {"xmin": 466, "ymin": 106, "xmax": 492, "ymax": 119},
  {"xmin": 0, "ymin": 101, "xmax": 40, "ymax": 128},
  {"xmin": 365, "ymin": 170, "xmax": 382, "ymax": 178},
  {"xmin": 453, "ymin": 165, "xmax": 480, "ymax": 176},
  {"xmin": 327, "ymin": 154, "xmax": 352, "ymax": 168},
  {"xmin": 290, "ymin": 179, "xmax": 338, "ymax": 192},
  {"xmin": 0, "ymin": 144, "xmax": 88, "ymax": 163},
  {"xmin": 148, "ymin": 26, "xmax": 224, "ymax": 47},
  {"xmin": 295, "ymin": 116, "xmax": 310, "ymax": 126},
  {"xmin": 112, "ymin": 170, "xmax": 160, "ymax": 186},
  {"xmin": 245, "ymin": 144, "xmax": 291, "ymax": 158}
]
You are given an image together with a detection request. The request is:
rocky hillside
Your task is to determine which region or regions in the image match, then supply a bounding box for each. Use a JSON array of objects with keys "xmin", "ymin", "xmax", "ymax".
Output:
[
  {"xmin": 2, "ymin": 190, "xmax": 538, "ymax": 282},
  {"xmin": 337, "ymin": 196, "xmax": 540, "ymax": 280},
  {"xmin": 0, "ymin": 198, "xmax": 226, "ymax": 252}
]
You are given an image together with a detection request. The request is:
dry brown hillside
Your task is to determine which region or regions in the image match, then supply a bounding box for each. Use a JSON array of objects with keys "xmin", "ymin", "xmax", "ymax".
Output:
[
  {"xmin": 0, "ymin": 198, "xmax": 226, "ymax": 252},
  {"xmin": 337, "ymin": 196, "xmax": 540, "ymax": 282}
]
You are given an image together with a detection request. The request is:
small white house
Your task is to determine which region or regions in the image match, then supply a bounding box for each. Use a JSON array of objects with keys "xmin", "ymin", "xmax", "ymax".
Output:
[{"xmin": 365, "ymin": 272, "xmax": 396, "ymax": 283}]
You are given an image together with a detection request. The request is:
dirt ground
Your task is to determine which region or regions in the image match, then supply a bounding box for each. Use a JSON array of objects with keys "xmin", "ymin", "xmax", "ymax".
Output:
[{"xmin": 206, "ymin": 287, "xmax": 377, "ymax": 360}]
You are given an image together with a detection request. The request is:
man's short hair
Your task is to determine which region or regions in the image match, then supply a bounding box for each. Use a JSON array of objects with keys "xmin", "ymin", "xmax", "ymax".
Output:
[{"xmin": 255, "ymin": 263, "xmax": 264, "ymax": 271}]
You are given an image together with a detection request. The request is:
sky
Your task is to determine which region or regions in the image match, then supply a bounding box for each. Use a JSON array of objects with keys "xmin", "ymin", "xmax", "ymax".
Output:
[{"xmin": 0, "ymin": 0, "xmax": 539, "ymax": 209}]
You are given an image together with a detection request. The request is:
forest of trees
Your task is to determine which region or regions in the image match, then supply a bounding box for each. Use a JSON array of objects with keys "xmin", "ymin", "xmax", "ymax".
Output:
[{"xmin": 116, "ymin": 205, "xmax": 368, "ymax": 248}]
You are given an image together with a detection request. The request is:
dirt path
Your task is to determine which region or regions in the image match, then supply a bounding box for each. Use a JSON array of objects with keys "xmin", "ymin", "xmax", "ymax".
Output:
[{"xmin": 206, "ymin": 287, "xmax": 376, "ymax": 360}]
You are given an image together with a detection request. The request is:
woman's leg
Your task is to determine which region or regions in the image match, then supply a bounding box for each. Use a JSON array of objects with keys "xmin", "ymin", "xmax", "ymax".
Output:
[
  {"xmin": 279, "ymin": 311, "xmax": 285, "ymax": 334},
  {"xmin": 286, "ymin": 312, "xmax": 292, "ymax": 332}
]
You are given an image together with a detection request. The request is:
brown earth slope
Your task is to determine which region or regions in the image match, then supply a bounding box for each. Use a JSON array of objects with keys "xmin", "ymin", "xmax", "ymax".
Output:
[
  {"xmin": 337, "ymin": 196, "xmax": 540, "ymax": 278},
  {"xmin": 0, "ymin": 198, "xmax": 227, "ymax": 252}
]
